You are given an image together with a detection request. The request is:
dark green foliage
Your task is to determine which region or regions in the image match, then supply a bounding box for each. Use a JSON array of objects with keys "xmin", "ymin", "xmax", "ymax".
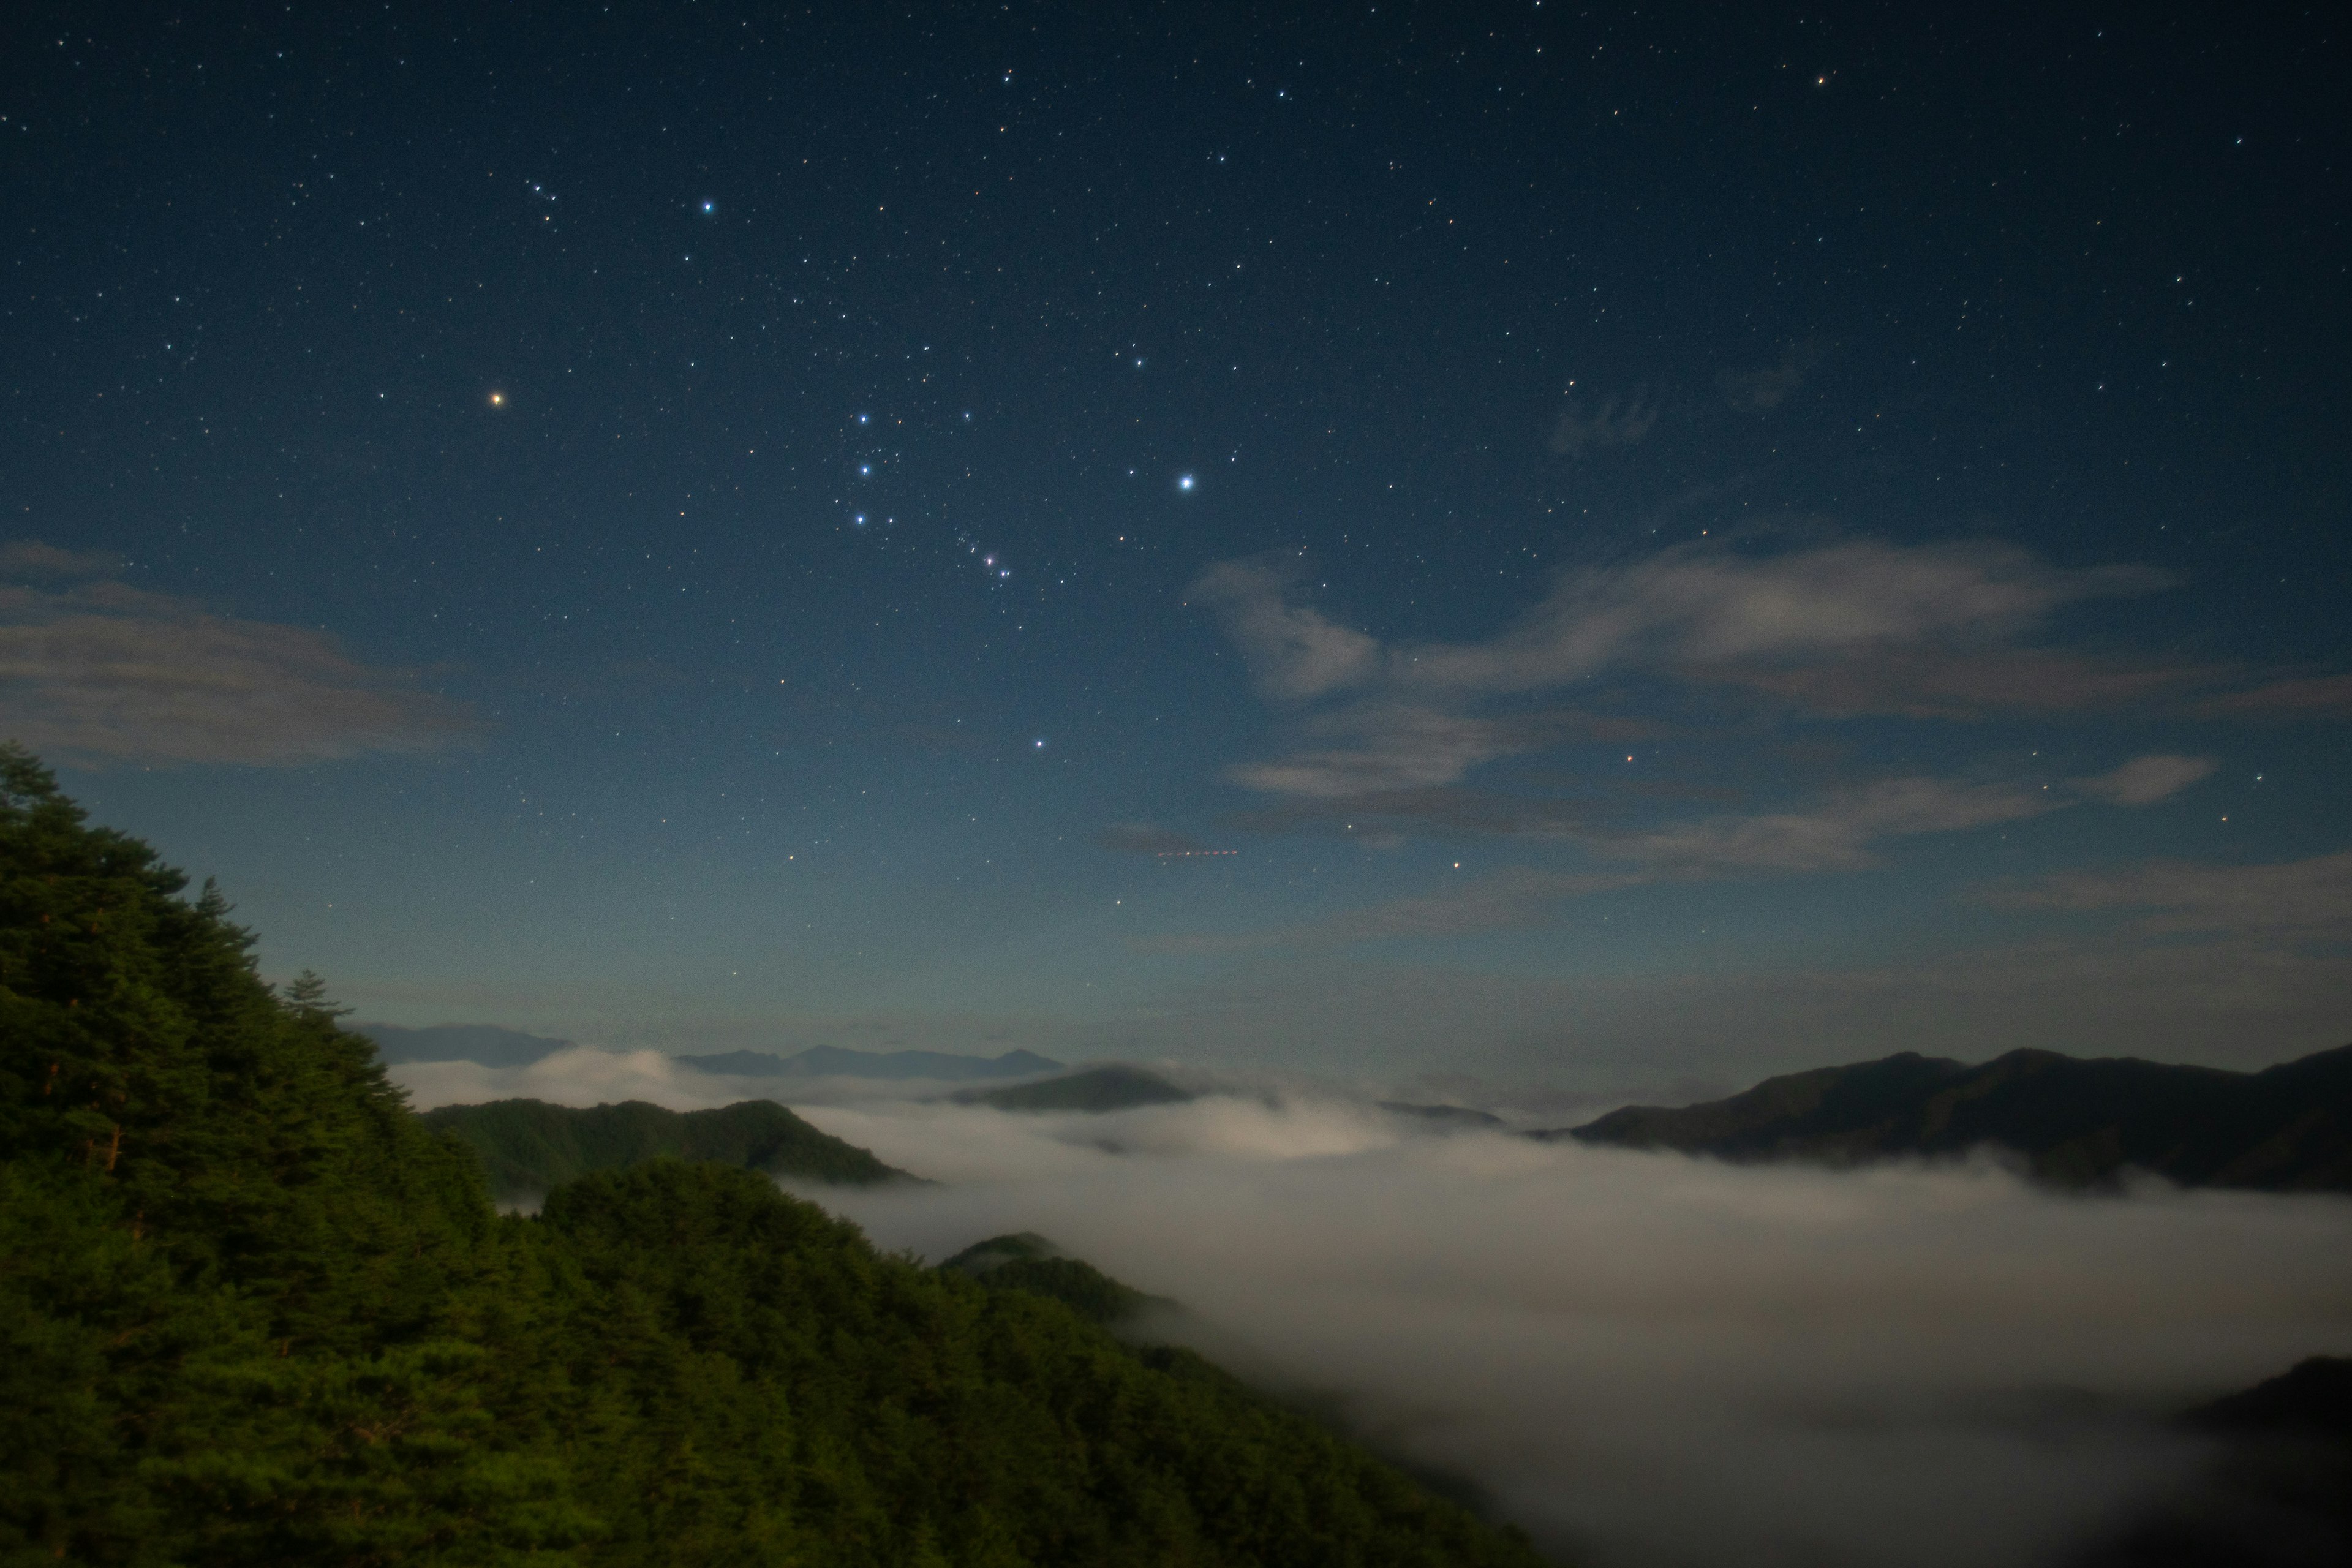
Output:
[
  {"xmin": 419, "ymin": 1096, "xmax": 914, "ymax": 1204},
  {"xmin": 938, "ymin": 1234, "xmax": 1171, "ymax": 1328},
  {"xmin": 1550, "ymin": 1046, "xmax": 2352, "ymax": 1191},
  {"xmin": 957, "ymin": 1064, "xmax": 1194, "ymax": 1113},
  {"xmin": 0, "ymin": 747, "xmax": 1552, "ymax": 1567}
]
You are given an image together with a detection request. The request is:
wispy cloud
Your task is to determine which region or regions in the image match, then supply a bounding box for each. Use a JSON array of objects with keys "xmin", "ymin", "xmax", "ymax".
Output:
[
  {"xmin": 1139, "ymin": 865, "xmax": 1654, "ymax": 954},
  {"xmin": 2192, "ymin": 672, "xmax": 2352, "ymax": 719},
  {"xmin": 1547, "ymin": 386, "xmax": 1659, "ymax": 457},
  {"xmin": 2068, "ymin": 754, "xmax": 2215, "ymax": 807},
  {"xmin": 0, "ymin": 559, "xmax": 479, "ymax": 766},
  {"xmin": 1094, "ymin": 822, "xmax": 1211, "ymax": 856},
  {"xmin": 0, "ymin": 540, "xmax": 121, "ymax": 579},
  {"xmin": 1698, "ymin": 646, "xmax": 2218, "ymax": 720},
  {"xmin": 1192, "ymin": 539, "xmax": 2190, "ymax": 822},
  {"xmin": 1392, "ymin": 540, "xmax": 2163, "ymax": 698},
  {"xmin": 1986, "ymin": 850, "xmax": 2352, "ymax": 937},
  {"xmin": 1599, "ymin": 774, "xmax": 2056, "ymax": 873},
  {"xmin": 1716, "ymin": 342, "xmax": 1821, "ymax": 411},
  {"xmin": 1188, "ymin": 557, "xmax": 1379, "ymax": 701},
  {"xmin": 1222, "ymin": 705, "xmax": 1618, "ymax": 797}
]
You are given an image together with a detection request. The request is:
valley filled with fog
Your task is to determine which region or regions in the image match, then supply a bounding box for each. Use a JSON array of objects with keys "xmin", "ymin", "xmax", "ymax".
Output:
[{"xmin": 396, "ymin": 1050, "xmax": 2352, "ymax": 1567}]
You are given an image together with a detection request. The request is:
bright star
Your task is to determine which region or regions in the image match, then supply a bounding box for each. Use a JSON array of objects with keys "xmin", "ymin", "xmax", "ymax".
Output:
[
  {"xmin": 1177, "ymin": 474, "xmax": 1196, "ymax": 491},
  {"xmin": 701, "ymin": 200, "xmax": 715, "ymax": 213},
  {"xmin": 487, "ymin": 391, "xmax": 506, "ymax": 407}
]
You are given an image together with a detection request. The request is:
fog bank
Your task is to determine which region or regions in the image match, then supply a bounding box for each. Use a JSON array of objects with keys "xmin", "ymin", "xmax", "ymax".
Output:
[{"xmin": 802, "ymin": 1096, "xmax": 2352, "ymax": 1568}]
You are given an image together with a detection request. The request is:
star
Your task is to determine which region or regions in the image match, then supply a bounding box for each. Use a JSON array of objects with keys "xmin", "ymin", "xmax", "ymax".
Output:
[
  {"xmin": 487, "ymin": 391, "xmax": 506, "ymax": 407},
  {"xmin": 1177, "ymin": 474, "xmax": 1196, "ymax": 492}
]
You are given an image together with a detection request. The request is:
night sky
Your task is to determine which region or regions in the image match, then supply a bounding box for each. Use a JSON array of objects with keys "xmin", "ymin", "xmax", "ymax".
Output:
[{"xmin": 7, "ymin": 4, "xmax": 2347, "ymax": 1096}]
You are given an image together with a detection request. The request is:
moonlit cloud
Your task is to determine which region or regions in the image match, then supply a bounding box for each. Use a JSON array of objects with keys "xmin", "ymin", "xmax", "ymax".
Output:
[
  {"xmin": 1188, "ymin": 557, "xmax": 1379, "ymax": 702},
  {"xmin": 1987, "ymin": 849, "xmax": 2352, "ymax": 937},
  {"xmin": 2070, "ymin": 753, "xmax": 2217, "ymax": 806},
  {"xmin": 0, "ymin": 539, "xmax": 123, "ymax": 579},
  {"xmin": 2193, "ymin": 671, "xmax": 2352, "ymax": 719},
  {"xmin": 1191, "ymin": 540, "xmax": 2178, "ymax": 815},
  {"xmin": 1598, "ymin": 772, "xmax": 2056, "ymax": 872},
  {"xmin": 1716, "ymin": 342, "xmax": 1821, "ymax": 411},
  {"xmin": 1392, "ymin": 540, "xmax": 2163, "ymax": 697},
  {"xmin": 1546, "ymin": 386, "xmax": 1659, "ymax": 456},
  {"xmin": 0, "ymin": 564, "xmax": 478, "ymax": 767},
  {"xmin": 1093, "ymin": 822, "xmax": 1213, "ymax": 856}
]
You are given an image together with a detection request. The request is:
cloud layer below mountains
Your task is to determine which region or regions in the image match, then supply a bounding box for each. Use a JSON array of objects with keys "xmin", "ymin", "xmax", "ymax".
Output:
[{"xmin": 801, "ymin": 1095, "xmax": 2352, "ymax": 1568}]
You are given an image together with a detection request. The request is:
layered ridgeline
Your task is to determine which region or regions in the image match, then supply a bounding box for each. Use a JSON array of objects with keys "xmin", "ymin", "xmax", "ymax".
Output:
[
  {"xmin": 420, "ymin": 1098, "xmax": 913, "ymax": 1205},
  {"xmin": 1548, "ymin": 1046, "xmax": 2352, "ymax": 1191},
  {"xmin": 954, "ymin": 1063, "xmax": 1194, "ymax": 1112},
  {"xmin": 0, "ymin": 747, "xmax": 1545, "ymax": 1567},
  {"xmin": 676, "ymin": 1044, "xmax": 1062, "ymax": 1082}
]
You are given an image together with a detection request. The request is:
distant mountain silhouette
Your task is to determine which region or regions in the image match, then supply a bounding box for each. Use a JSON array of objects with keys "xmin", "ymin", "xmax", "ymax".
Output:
[
  {"xmin": 674, "ymin": 1044, "xmax": 1063, "ymax": 1081},
  {"xmin": 1379, "ymin": 1101, "xmax": 1506, "ymax": 1131},
  {"xmin": 356, "ymin": 1021, "xmax": 573, "ymax": 1067},
  {"xmin": 419, "ymin": 1098, "xmax": 916, "ymax": 1202},
  {"xmin": 956, "ymin": 1064, "xmax": 1194, "ymax": 1112},
  {"xmin": 1543, "ymin": 1044, "xmax": 2352, "ymax": 1191}
]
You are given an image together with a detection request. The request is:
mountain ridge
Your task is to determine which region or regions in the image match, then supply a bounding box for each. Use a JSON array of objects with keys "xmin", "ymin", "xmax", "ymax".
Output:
[
  {"xmin": 675, "ymin": 1044, "xmax": 1063, "ymax": 1082},
  {"xmin": 1547, "ymin": 1042, "xmax": 2352, "ymax": 1191},
  {"xmin": 418, "ymin": 1097, "xmax": 916, "ymax": 1202}
]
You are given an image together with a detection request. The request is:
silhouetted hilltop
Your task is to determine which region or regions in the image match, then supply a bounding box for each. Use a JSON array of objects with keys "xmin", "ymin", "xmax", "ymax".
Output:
[
  {"xmin": 358, "ymin": 1020, "xmax": 574, "ymax": 1066},
  {"xmin": 676, "ymin": 1043, "xmax": 1063, "ymax": 1081},
  {"xmin": 418, "ymin": 1097, "xmax": 913, "ymax": 1201},
  {"xmin": 1546, "ymin": 1044, "xmax": 2352, "ymax": 1191},
  {"xmin": 954, "ymin": 1063, "xmax": 1194, "ymax": 1112}
]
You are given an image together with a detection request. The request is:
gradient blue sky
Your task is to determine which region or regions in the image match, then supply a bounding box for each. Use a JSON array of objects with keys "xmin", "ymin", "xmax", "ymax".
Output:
[{"xmin": 6, "ymin": 3, "xmax": 2346, "ymax": 1096}]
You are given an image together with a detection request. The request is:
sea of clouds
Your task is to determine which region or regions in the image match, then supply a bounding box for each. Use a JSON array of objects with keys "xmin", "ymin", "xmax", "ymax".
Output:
[{"xmin": 396, "ymin": 1051, "xmax": 2352, "ymax": 1568}]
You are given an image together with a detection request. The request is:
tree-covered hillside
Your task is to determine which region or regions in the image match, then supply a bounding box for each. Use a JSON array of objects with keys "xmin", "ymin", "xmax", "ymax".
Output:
[
  {"xmin": 419, "ymin": 1096, "xmax": 913, "ymax": 1204},
  {"xmin": 0, "ymin": 746, "xmax": 1550, "ymax": 1567},
  {"xmin": 938, "ymin": 1232, "xmax": 1173, "ymax": 1329}
]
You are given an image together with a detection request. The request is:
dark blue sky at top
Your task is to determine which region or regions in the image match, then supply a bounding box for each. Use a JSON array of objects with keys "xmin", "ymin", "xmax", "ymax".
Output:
[{"xmin": 6, "ymin": 3, "xmax": 2346, "ymax": 1093}]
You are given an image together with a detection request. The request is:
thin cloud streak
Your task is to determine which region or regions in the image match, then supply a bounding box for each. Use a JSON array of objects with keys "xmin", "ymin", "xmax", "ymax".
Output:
[
  {"xmin": 0, "ymin": 567, "xmax": 478, "ymax": 766},
  {"xmin": 1988, "ymin": 850, "xmax": 2352, "ymax": 937},
  {"xmin": 1193, "ymin": 540, "xmax": 2188, "ymax": 813}
]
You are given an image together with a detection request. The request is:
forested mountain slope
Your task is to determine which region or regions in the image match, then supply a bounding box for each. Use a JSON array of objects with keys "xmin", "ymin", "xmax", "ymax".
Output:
[
  {"xmin": 0, "ymin": 746, "xmax": 1547, "ymax": 1567},
  {"xmin": 420, "ymin": 1096, "xmax": 911, "ymax": 1203},
  {"xmin": 1549, "ymin": 1046, "xmax": 2352, "ymax": 1191}
]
